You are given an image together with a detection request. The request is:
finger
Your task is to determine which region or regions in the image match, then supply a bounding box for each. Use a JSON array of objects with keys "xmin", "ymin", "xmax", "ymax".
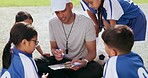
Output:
[
  {"xmin": 45, "ymin": 73, "xmax": 49, "ymax": 76},
  {"xmin": 71, "ymin": 66, "xmax": 79, "ymax": 71}
]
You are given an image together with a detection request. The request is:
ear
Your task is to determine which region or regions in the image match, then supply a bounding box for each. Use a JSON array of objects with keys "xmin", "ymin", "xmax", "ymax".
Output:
[
  {"xmin": 69, "ymin": 2, "xmax": 73, "ymax": 9},
  {"xmin": 21, "ymin": 39, "xmax": 29, "ymax": 46},
  {"xmin": 110, "ymin": 49, "xmax": 117, "ymax": 56}
]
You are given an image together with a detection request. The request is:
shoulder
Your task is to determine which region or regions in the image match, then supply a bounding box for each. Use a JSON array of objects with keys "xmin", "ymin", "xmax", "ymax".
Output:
[
  {"xmin": 49, "ymin": 16, "xmax": 58, "ymax": 23},
  {"xmin": 103, "ymin": 56, "xmax": 118, "ymax": 78},
  {"xmin": 105, "ymin": 56, "xmax": 118, "ymax": 70},
  {"xmin": 75, "ymin": 14, "xmax": 94, "ymax": 25},
  {"xmin": 76, "ymin": 14, "xmax": 92, "ymax": 21},
  {"xmin": 107, "ymin": 56, "xmax": 118, "ymax": 65},
  {"xmin": 0, "ymin": 71, "xmax": 11, "ymax": 78}
]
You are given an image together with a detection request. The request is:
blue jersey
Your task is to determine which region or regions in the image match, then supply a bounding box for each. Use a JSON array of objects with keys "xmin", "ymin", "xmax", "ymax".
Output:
[
  {"xmin": 103, "ymin": 52, "xmax": 148, "ymax": 78},
  {"xmin": 1, "ymin": 47, "xmax": 39, "ymax": 78},
  {"xmin": 80, "ymin": 0, "xmax": 147, "ymax": 41}
]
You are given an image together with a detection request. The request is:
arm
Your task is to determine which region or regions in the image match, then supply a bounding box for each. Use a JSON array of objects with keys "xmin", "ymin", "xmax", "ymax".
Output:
[
  {"xmin": 70, "ymin": 40, "xmax": 96, "ymax": 71},
  {"xmin": 103, "ymin": 19, "xmax": 116, "ymax": 29},
  {"xmin": 109, "ymin": 20, "xmax": 116, "ymax": 27},
  {"xmin": 87, "ymin": 10, "xmax": 99, "ymax": 37},
  {"xmin": 50, "ymin": 41, "xmax": 58, "ymax": 51},
  {"xmin": 36, "ymin": 45, "xmax": 50, "ymax": 57},
  {"xmin": 84, "ymin": 40, "xmax": 96, "ymax": 62},
  {"xmin": 103, "ymin": 19, "xmax": 110, "ymax": 29},
  {"xmin": 36, "ymin": 45, "xmax": 43, "ymax": 55}
]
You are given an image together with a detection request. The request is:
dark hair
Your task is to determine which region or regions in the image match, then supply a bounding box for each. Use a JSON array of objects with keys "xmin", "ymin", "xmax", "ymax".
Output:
[
  {"xmin": 102, "ymin": 25, "xmax": 134, "ymax": 53},
  {"xmin": 97, "ymin": 0, "xmax": 104, "ymax": 31},
  {"xmin": 15, "ymin": 11, "xmax": 33, "ymax": 22},
  {"xmin": 2, "ymin": 22, "xmax": 37, "ymax": 69}
]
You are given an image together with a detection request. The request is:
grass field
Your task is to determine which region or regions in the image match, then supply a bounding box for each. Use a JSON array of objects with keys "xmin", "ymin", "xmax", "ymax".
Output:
[{"xmin": 0, "ymin": 0, "xmax": 148, "ymax": 7}]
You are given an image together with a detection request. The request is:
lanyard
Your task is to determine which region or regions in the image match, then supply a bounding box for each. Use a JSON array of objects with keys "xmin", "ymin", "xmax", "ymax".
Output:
[{"xmin": 62, "ymin": 13, "xmax": 76, "ymax": 54}]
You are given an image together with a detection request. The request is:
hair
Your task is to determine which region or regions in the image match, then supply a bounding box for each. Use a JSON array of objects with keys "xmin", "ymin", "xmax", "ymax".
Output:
[
  {"xmin": 97, "ymin": 0, "xmax": 104, "ymax": 31},
  {"xmin": 15, "ymin": 11, "xmax": 33, "ymax": 22},
  {"xmin": 2, "ymin": 22, "xmax": 37, "ymax": 69},
  {"xmin": 102, "ymin": 25, "xmax": 134, "ymax": 53}
]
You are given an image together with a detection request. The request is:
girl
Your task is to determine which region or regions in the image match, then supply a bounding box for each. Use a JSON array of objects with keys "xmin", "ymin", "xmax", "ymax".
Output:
[
  {"xmin": 81, "ymin": 0, "xmax": 147, "ymax": 41},
  {"xmin": 15, "ymin": 11, "xmax": 50, "ymax": 57},
  {"xmin": 1, "ymin": 22, "xmax": 47, "ymax": 78}
]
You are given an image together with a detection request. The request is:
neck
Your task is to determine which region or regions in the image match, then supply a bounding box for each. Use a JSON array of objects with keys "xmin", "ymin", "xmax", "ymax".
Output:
[{"xmin": 66, "ymin": 13, "xmax": 75, "ymax": 24}]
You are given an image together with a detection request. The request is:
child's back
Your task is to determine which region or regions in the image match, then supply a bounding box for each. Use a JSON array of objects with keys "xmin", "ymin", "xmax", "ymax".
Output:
[{"xmin": 102, "ymin": 25, "xmax": 148, "ymax": 78}]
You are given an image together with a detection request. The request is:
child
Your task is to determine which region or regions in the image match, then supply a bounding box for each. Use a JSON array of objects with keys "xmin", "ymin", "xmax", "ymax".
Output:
[
  {"xmin": 80, "ymin": 0, "xmax": 147, "ymax": 41},
  {"xmin": 1, "ymin": 22, "xmax": 39, "ymax": 77},
  {"xmin": 1, "ymin": 22, "xmax": 48, "ymax": 78},
  {"xmin": 15, "ymin": 11, "xmax": 50, "ymax": 57},
  {"xmin": 101, "ymin": 25, "xmax": 148, "ymax": 78}
]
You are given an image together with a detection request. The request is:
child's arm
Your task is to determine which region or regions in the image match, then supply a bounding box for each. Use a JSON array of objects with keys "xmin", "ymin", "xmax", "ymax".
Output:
[
  {"xmin": 41, "ymin": 73, "xmax": 49, "ymax": 78},
  {"xmin": 109, "ymin": 20, "xmax": 116, "ymax": 27},
  {"xmin": 36, "ymin": 45, "xmax": 50, "ymax": 57}
]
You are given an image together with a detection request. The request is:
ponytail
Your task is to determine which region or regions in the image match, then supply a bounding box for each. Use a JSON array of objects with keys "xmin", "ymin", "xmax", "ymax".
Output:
[
  {"xmin": 2, "ymin": 40, "xmax": 12, "ymax": 69},
  {"xmin": 97, "ymin": 0, "xmax": 104, "ymax": 31}
]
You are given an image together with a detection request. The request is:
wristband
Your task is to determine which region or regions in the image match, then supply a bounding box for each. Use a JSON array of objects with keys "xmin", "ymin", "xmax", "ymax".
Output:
[{"xmin": 82, "ymin": 59, "xmax": 89, "ymax": 67}]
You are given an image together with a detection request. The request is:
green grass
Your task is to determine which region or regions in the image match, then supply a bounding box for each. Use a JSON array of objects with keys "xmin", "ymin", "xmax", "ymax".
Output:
[
  {"xmin": 0, "ymin": 0, "xmax": 50, "ymax": 7},
  {"xmin": 133, "ymin": 0, "xmax": 148, "ymax": 4},
  {"xmin": 0, "ymin": 0, "xmax": 80, "ymax": 7},
  {"xmin": 0, "ymin": 0, "xmax": 147, "ymax": 7}
]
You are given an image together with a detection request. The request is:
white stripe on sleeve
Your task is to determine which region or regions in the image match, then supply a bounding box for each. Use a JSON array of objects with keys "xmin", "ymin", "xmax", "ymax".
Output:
[
  {"xmin": 104, "ymin": 0, "xmax": 124, "ymax": 20},
  {"xmin": 104, "ymin": 56, "xmax": 118, "ymax": 78},
  {"xmin": 19, "ymin": 53, "xmax": 38, "ymax": 78}
]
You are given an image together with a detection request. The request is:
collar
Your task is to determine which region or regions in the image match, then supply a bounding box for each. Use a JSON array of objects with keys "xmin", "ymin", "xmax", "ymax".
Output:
[{"xmin": 12, "ymin": 47, "xmax": 32, "ymax": 57}]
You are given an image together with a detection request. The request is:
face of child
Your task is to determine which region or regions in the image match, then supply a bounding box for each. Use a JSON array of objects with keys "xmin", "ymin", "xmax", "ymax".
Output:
[
  {"xmin": 84, "ymin": 0, "xmax": 101, "ymax": 10},
  {"xmin": 104, "ymin": 43, "xmax": 117, "ymax": 57},
  {"xmin": 104, "ymin": 43, "xmax": 111, "ymax": 57},
  {"xmin": 27, "ymin": 36, "xmax": 39, "ymax": 54}
]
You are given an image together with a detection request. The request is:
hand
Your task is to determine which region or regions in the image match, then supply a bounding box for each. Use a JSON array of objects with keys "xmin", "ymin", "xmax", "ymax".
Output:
[
  {"xmin": 42, "ymin": 52, "xmax": 50, "ymax": 57},
  {"xmin": 52, "ymin": 49, "xmax": 64, "ymax": 61},
  {"xmin": 41, "ymin": 73, "xmax": 49, "ymax": 78},
  {"xmin": 70, "ymin": 58, "xmax": 87, "ymax": 71}
]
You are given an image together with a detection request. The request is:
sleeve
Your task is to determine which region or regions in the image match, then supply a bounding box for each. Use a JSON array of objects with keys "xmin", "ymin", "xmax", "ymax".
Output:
[
  {"xmin": 19, "ymin": 54, "xmax": 38, "ymax": 78},
  {"xmin": 103, "ymin": 0, "xmax": 124, "ymax": 20},
  {"xmin": 1, "ymin": 68, "xmax": 7, "ymax": 76},
  {"xmin": 103, "ymin": 56, "xmax": 118, "ymax": 78},
  {"xmin": 85, "ymin": 19, "xmax": 96, "ymax": 41},
  {"xmin": 49, "ymin": 20, "xmax": 55, "ymax": 41},
  {"xmin": 0, "ymin": 71, "xmax": 11, "ymax": 78}
]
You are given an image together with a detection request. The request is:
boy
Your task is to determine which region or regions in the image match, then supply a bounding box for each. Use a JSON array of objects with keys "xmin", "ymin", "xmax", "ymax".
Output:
[{"xmin": 102, "ymin": 25, "xmax": 148, "ymax": 78}]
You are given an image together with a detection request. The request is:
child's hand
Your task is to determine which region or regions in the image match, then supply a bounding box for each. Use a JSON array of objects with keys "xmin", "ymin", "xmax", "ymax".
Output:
[{"xmin": 41, "ymin": 73, "xmax": 49, "ymax": 78}]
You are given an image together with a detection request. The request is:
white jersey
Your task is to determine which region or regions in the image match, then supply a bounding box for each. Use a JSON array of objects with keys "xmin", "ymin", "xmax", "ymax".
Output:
[
  {"xmin": 103, "ymin": 52, "xmax": 148, "ymax": 78},
  {"xmin": 1, "ymin": 47, "xmax": 39, "ymax": 78}
]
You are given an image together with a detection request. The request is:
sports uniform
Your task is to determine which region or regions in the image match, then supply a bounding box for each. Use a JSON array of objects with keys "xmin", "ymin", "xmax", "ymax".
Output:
[
  {"xmin": 1, "ymin": 47, "xmax": 39, "ymax": 78},
  {"xmin": 80, "ymin": 0, "xmax": 147, "ymax": 41},
  {"xmin": 103, "ymin": 52, "xmax": 148, "ymax": 78}
]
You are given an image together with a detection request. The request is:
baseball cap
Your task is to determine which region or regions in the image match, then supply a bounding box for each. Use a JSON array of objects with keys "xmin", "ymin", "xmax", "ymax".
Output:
[{"xmin": 51, "ymin": 0, "xmax": 71, "ymax": 12}]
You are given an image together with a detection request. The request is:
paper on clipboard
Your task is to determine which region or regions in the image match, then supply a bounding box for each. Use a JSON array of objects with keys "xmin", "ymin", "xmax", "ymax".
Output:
[{"xmin": 48, "ymin": 62, "xmax": 82, "ymax": 70}]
